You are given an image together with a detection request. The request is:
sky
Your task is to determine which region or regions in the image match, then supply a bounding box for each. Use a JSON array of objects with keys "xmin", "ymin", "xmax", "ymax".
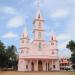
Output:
[{"xmin": 0, "ymin": 0, "xmax": 75, "ymax": 58}]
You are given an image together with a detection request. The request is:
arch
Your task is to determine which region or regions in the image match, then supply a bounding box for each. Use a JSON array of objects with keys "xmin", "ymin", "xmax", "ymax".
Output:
[
  {"xmin": 48, "ymin": 63, "xmax": 49, "ymax": 71},
  {"xmin": 38, "ymin": 60, "xmax": 43, "ymax": 71},
  {"xmin": 31, "ymin": 62, "xmax": 34, "ymax": 71}
]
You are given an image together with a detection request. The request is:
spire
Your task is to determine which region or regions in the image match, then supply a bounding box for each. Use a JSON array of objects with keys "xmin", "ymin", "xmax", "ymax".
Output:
[
  {"xmin": 35, "ymin": 9, "xmax": 43, "ymax": 20},
  {"xmin": 51, "ymin": 30, "xmax": 57, "ymax": 41},
  {"xmin": 23, "ymin": 26, "xmax": 28, "ymax": 33},
  {"xmin": 34, "ymin": 0, "xmax": 44, "ymax": 21},
  {"xmin": 21, "ymin": 25, "xmax": 28, "ymax": 38},
  {"xmin": 33, "ymin": 0, "xmax": 45, "ymax": 41}
]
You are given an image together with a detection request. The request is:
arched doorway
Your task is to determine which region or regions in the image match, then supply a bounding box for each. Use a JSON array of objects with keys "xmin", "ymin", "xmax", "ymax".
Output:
[
  {"xmin": 48, "ymin": 63, "xmax": 49, "ymax": 71},
  {"xmin": 38, "ymin": 60, "xmax": 43, "ymax": 71},
  {"xmin": 31, "ymin": 62, "xmax": 34, "ymax": 71}
]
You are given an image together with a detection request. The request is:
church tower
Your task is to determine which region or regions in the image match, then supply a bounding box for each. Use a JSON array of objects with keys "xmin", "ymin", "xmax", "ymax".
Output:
[
  {"xmin": 50, "ymin": 32, "xmax": 57, "ymax": 50},
  {"xmin": 18, "ymin": 28, "xmax": 29, "ymax": 71},
  {"xmin": 33, "ymin": 0, "xmax": 45, "ymax": 50},
  {"xmin": 33, "ymin": 10, "xmax": 44, "ymax": 41},
  {"xmin": 20, "ymin": 28, "xmax": 29, "ymax": 52}
]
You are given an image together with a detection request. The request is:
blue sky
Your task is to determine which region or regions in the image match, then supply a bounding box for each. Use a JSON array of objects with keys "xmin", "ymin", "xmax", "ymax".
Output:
[{"xmin": 0, "ymin": 0, "xmax": 75, "ymax": 58}]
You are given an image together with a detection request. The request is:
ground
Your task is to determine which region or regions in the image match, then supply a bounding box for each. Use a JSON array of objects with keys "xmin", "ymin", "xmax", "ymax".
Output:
[{"xmin": 0, "ymin": 71, "xmax": 75, "ymax": 75}]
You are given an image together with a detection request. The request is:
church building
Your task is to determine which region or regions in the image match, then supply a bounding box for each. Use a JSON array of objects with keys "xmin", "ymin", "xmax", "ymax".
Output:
[{"xmin": 18, "ymin": 2, "xmax": 60, "ymax": 71}]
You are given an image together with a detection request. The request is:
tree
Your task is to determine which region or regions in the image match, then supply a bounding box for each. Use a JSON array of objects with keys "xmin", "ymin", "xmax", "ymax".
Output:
[
  {"xmin": 66, "ymin": 40, "xmax": 75, "ymax": 70},
  {"xmin": 0, "ymin": 40, "xmax": 9, "ymax": 68},
  {"xmin": 67, "ymin": 40, "xmax": 75, "ymax": 52},
  {"xmin": 6, "ymin": 45, "xmax": 18, "ymax": 69},
  {"xmin": 0, "ymin": 40, "xmax": 18, "ymax": 70}
]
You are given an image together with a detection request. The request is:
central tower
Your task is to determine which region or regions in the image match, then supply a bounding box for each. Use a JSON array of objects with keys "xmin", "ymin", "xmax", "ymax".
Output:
[{"xmin": 33, "ymin": 0, "xmax": 45, "ymax": 42}]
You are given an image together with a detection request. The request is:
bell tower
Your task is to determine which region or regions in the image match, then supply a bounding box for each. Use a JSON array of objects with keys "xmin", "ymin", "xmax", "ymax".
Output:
[
  {"xmin": 50, "ymin": 31, "xmax": 58, "ymax": 51},
  {"xmin": 33, "ymin": 0, "xmax": 45, "ymax": 42},
  {"xmin": 20, "ymin": 27, "xmax": 29, "ymax": 54}
]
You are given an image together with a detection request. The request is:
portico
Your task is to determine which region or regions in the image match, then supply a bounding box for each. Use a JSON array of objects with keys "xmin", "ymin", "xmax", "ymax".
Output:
[{"xmin": 18, "ymin": 59, "xmax": 60, "ymax": 72}]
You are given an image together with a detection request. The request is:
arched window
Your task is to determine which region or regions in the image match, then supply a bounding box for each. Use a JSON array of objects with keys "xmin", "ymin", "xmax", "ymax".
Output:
[
  {"xmin": 52, "ymin": 51, "xmax": 54, "ymax": 54},
  {"xmin": 26, "ymin": 65, "xmax": 28, "ymax": 69},
  {"xmin": 38, "ymin": 42, "xmax": 41, "ymax": 49},
  {"xmin": 53, "ymin": 65, "xmax": 55, "ymax": 69},
  {"xmin": 38, "ymin": 32, "xmax": 41, "ymax": 39},
  {"xmin": 21, "ymin": 50, "xmax": 24, "ymax": 53},
  {"xmin": 21, "ymin": 39, "xmax": 24, "ymax": 43},
  {"xmin": 51, "ymin": 42, "xmax": 54, "ymax": 45},
  {"xmin": 51, "ymin": 36, "xmax": 53, "ymax": 40},
  {"xmin": 23, "ymin": 34, "xmax": 24, "ymax": 37}
]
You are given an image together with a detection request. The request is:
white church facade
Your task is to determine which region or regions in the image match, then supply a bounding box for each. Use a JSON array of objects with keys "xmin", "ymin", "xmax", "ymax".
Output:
[{"xmin": 18, "ymin": 9, "xmax": 60, "ymax": 71}]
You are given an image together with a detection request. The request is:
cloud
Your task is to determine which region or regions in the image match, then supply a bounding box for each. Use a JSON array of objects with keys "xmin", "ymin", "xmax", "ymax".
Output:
[
  {"xmin": 58, "ymin": 40, "xmax": 71, "ymax": 58},
  {"xmin": 66, "ymin": 20, "xmax": 75, "ymax": 38},
  {"xmin": 57, "ymin": 33, "xmax": 73, "ymax": 51},
  {"xmin": 58, "ymin": 49, "xmax": 71, "ymax": 58},
  {"xmin": 51, "ymin": 9, "xmax": 69, "ymax": 19},
  {"xmin": 58, "ymin": 41, "xmax": 68, "ymax": 50},
  {"xmin": 2, "ymin": 32, "xmax": 18, "ymax": 39},
  {"xmin": 7, "ymin": 16, "xmax": 25, "ymax": 28},
  {"xmin": 0, "ymin": 6, "xmax": 16, "ymax": 14},
  {"xmin": 57, "ymin": 34, "xmax": 71, "ymax": 41}
]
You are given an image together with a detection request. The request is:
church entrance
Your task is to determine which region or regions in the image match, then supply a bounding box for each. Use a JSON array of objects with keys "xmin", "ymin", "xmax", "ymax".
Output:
[
  {"xmin": 38, "ymin": 60, "xmax": 43, "ymax": 71},
  {"xmin": 31, "ymin": 62, "xmax": 34, "ymax": 71}
]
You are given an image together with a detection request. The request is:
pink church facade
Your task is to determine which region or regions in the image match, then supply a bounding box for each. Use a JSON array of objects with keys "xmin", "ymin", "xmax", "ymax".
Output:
[{"xmin": 18, "ymin": 10, "xmax": 60, "ymax": 72}]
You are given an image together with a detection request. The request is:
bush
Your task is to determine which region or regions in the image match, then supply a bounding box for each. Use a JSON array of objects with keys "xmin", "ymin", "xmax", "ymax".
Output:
[{"xmin": 72, "ymin": 65, "xmax": 75, "ymax": 70}]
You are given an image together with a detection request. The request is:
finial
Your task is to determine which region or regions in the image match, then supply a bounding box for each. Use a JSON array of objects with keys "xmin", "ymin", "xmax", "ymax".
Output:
[
  {"xmin": 36, "ymin": 0, "xmax": 40, "ymax": 10},
  {"xmin": 23, "ymin": 25, "xmax": 28, "ymax": 33},
  {"xmin": 22, "ymin": 25, "xmax": 28, "ymax": 38}
]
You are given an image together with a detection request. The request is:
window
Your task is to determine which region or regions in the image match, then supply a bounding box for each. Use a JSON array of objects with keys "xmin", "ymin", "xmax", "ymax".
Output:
[
  {"xmin": 20, "ymin": 60, "xmax": 23, "ymax": 64},
  {"xmin": 21, "ymin": 50, "xmax": 24, "ymax": 53},
  {"xmin": 39, "ymin": 22, "xmax": 41, "ymax": 26},
  {"xmin": 52, "ymin": 51, "xmax": 54, "ymax": 54},
  {"xmin": 53, "ymin": 65, "xmax": 55, "ymax": 69},
  {"xmin": 26, "ymin": 65, "xmax": 28, "ymax": 69},
  {"xmin": 21, "ymin": 39, "xmax": 24, "ymax": 43},
  {"xmin": 26, "ymin": 50, "xmax": 28, "ymax": 54},
  {"xmin": 38, "ymin": 32, "xmax": 41, "ymax": 39},
  {"xmin": 51, "ymin": 42, "xmax": 54, "ymax": 45},
  {"xmin": 38, "ymin": 14, "xmax": 40, "ymax": 18},
  {"xmin": 61, "ymin": 59, "xmax": 63, "ymax": 62},
  {"xmin": 51, "ymin": 36, "xmax": 53, "ymax": 40},
  {"xmin": 23, "ymin": 34, "xmax": 24, "ymax": 37},
  {"xmin": 38, "ymin": 43, "xmax": 41, "ymax": 49}
]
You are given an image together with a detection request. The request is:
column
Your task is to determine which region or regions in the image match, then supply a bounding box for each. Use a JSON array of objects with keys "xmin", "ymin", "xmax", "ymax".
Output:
[
  {"xmin": 28, "ymin": 60, "xmax": 31, "ymax": 71},
  {"xmin": 49, "ymin": 61, "xmax": 51, "ymax": 71},
  {"xmin": 36, "ymin": 59, "xmax": 38, "ymax": 71},
  {"xmin": 43, "ymin": 60, "xmax": 46, "ymax": 71},
  {"xmin": 52, "ymin": 60, "xmax": 53, "ymax": 71},
  {"xmin": 46, "ymin": 60, "xmax": 48, "ymax": 72},
  {"xmin": 55, "ymin": 59, "xmax": 60, "ymax": 71},
  {"xmin": 34, "ymin": 60, "xmax": 38, "ymax": 71}
]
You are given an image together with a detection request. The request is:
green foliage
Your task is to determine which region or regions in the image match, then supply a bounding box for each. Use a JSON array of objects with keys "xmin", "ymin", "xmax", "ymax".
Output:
[
  {"xmin": 72, "ymin": 65, "xmax": 75, "ymax": 69},
  {"xmin": 67, "ymin": 40, "xmax": 75, "ymax": 52},
  {"xmin": 70, "ymin": 53, "xmax": 75, "ymax": 64},
  {"xmin": 66, "ymin": 40, "xmax": 75, "ymax": 70},
  {"xmin": 0, "ymin": 40, "xmax": 18, "ymax": 70}
]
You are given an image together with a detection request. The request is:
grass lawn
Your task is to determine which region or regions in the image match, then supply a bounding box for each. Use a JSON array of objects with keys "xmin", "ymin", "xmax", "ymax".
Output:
[{"xmin": 0, "ymin": 71, "xmax": 75, "ymax": 75}]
